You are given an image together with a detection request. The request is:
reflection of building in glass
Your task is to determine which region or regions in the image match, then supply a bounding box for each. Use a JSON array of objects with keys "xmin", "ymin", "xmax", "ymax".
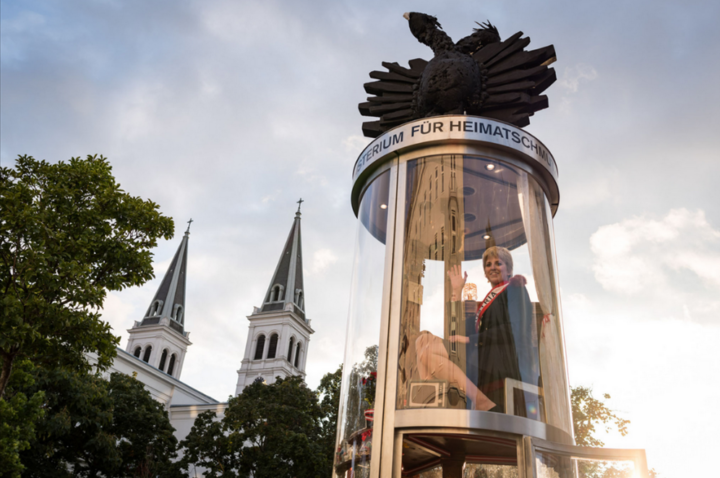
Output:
[
  {"xmin": 462, "ymin": 283, "xmax": 477, "ymax": 301},
  {"xmin": 399, "ymin": 155, "xmax": 468, "ymax": 410}
]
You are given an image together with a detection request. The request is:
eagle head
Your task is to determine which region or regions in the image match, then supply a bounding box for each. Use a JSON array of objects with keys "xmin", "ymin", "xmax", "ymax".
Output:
[{"xmin": 403, "ymin": 12, "xmax": 442, "ymax": 43}]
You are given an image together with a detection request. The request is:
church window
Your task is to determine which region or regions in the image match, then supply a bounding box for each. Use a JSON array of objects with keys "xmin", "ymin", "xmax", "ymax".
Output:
[
  {"xmin": 254, "ymin": 335, "xmax": 266, "ymax": 360},
  {"xmin": 268, "ymin": 284, "xmax": 285, "ymax": 303},
  {"xmin": 167, "ymin": 354, "xmax": 176, "ymax": 376},
  {"xmin": 173, "ymin": 305, "xmax": 184, "ymax": 324},
  {"xmin": 159, "ymin": 349, "xmax": 168, "ymax": 371},
  {"xmin": 134, "ymin": 346, "xmax": 142, "ymax": 358},
  {"xmin": 287, "ymin": 337, "xmax": 294, "ymax": 363},
  {"xmin": 267, "ymin": 334, "xmax": 279, "ymax": 359},
  {"xmin": 294, "ymin": 343, "xmax": 301, "ymax": 368},
  {"xmin": 295, "ymin": 289, "xmax": 304, "ymax": 309},
  {"xmin": 142, "ymin": 346, "xmax": 152, "ymax": 363},
  {"xmin": 148, "ymin": 300, "xmax": 163, "ymax": 316}
]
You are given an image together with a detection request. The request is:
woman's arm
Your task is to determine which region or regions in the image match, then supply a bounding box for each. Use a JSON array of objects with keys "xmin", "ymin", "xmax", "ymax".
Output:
[{"xmin": 448, "ymin": 264, "xmax": 467, "ymax": 301}]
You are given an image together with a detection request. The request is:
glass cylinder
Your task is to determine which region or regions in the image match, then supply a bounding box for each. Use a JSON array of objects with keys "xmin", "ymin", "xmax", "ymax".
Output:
[
  {"xmin": 334, "ymin": 170, "xmax": 391, "ymax": 478},
  {"xmin": 395, "ymin": 154, "xmax": 571, "ymax": 432},
  {"xmin": 341, "ymin": 116, "xmax": 575, "ymax": 478}
]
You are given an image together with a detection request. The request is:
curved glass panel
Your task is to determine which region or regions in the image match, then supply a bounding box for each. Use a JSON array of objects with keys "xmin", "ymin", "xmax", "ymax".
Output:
[
  {"xmin": 395, "ymin": 155, "xmax": 572, "ymax": 434},
  {"xmin": 334, "ymin": 170, "xmax": 391, "ymax": 477}
]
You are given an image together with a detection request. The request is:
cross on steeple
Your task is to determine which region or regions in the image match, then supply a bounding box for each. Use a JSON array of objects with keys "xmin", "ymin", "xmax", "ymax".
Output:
[
  {"xmin": 296, "ymin": 198, "xmax": 304, "ymax": 214},
  {"xmin": 186, "ymin": 218, "xmax": 194, "ymax": 234}
]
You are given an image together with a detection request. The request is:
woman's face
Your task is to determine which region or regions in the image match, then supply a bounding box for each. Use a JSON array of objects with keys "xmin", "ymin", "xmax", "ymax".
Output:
[{"xmin": 484, "ymin": 255, "xmax": 509, "ymax": 287}]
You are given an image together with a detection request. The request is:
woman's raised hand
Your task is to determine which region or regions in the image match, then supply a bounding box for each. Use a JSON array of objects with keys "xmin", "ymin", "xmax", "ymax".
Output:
[{"xmin": 448, "ymin": 264, "xmax": 468, "ymax": 300}]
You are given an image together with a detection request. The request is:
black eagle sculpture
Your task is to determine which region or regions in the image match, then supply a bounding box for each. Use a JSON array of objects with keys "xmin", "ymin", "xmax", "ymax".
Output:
[{"xmin": 359, "ymin": 12, "xmax": 557, "ymax": 138}]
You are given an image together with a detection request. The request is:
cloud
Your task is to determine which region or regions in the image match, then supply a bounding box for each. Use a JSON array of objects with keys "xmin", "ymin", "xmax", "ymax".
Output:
[
  {"xmin": 590, "ymin": 208, "xmax": 720, "ymax": 322},
  {"xmin": 557, "ymin": 63, "xmax": 598, "ymax": 93},
  {"xmin": 99, "ymin": 292, "xmax": 137, "ymax": 344},
  {"xmin": 342, "ymin": 135, "xmax": 370, "ymax": 153},
  {"xmin": 309, "ymin": 248, "xmax": 338, "ymax": 275}
]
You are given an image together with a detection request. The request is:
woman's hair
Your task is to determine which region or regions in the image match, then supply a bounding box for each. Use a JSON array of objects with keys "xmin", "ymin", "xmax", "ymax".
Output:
[{"xmin": 482, "ymin": 246, "xmax": 513, "ymax": 277}]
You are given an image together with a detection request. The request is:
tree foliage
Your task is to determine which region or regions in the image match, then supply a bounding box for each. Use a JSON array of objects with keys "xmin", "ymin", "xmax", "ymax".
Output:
[
  {"xmin": 571, "ymin": 386, "xmax": 630, "ymax": 448},
  {"xmin": 0, "ymin": 360, "xmax": 45, "ymax": 477},
  {"xmin": 317, "ymin": 364, "xmax": 343, "ymax": 476},
  {"xmin": 342, "ymin": 345, "xmax": 378, "ymax": 439},
  {"xmin": 0, "ymin": 154, "xmax": 174, "ymax": 397},
  {"xmin": 18, "ymin": 369, "xmax": 178, "ymax": 478},
  {"xmin": 180, "ymin": 376, "xmax": 330, "ymax": 478},
  {"xmin": 0, "ymin": 154, "xmax": 174, "ymax": 474},
  {"xmin": 571, "ymin": 386, "xmax": 659, "ymax": 478}
]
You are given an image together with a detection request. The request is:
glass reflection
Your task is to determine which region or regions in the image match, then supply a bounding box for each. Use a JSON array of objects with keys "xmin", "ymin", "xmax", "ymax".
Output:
[
  {"xmin": 335, "ymin": 171, "xmax": 391, "ymax": 478},
  {"xmin": 536, "ymin": 452, "xmax": 637, "ymax": 478},
  {"xmin": 396, "ymin": 155, "xmax": 571, "ymax": 433}
]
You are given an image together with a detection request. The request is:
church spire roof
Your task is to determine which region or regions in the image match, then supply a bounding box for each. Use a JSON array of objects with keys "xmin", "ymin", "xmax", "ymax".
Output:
[
  {"xmin": 140, "ymin": 219, "xmax": 192, "ymax": 335},
  {"xmin": 260, "ymin": 201, "xmax": 306, "ymax": 319}
]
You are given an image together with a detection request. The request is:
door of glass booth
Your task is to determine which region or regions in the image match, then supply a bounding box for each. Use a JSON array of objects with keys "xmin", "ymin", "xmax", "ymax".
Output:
[{"xmin": 336, "ymin": 138, "xmax": 649, "ymax": 478}]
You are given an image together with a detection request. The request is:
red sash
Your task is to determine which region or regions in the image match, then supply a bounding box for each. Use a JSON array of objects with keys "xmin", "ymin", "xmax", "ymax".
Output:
[{"xmin": 475, "ymin": 281, "xmax": 509, "ymax": 332}]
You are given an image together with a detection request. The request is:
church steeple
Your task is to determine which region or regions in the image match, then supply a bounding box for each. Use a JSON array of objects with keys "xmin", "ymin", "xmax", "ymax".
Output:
[
  {"xmin": 260, "ymin": 201, "xmax": 306, "ymax": 318},
  {"xmin": 236, "ymin": 202, "xmax": 314, "ymax": 395},
  {"xmin": 142, "ymin": 220, "xmax": 191, "ymax": 333},
  {"xmin": 126, "ymin": 219, "xmax": 193, "ymax": 378}
]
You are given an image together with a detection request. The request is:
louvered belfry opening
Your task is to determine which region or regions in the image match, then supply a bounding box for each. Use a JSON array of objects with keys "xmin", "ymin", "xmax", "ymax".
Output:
[
  {"xmin": 142, "ymin": 346, "xmax": 152, "ymax": 363},
  {"xmin": 254, "ymin": 335, "xmax": 265, "ymax": 360},
  {"xmin": 267, "ymin": 334, "xmax": 279, "ymax": 359}
]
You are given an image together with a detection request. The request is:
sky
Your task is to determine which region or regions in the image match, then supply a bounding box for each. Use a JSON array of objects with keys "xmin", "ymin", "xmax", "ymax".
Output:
[{"xmin": 2, "ymin": 0, "xmax": 719, "ymax": 476}]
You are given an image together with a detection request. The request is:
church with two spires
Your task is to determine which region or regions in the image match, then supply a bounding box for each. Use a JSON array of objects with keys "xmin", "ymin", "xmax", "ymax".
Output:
[{"xmin": 93, "ymin": 205, "xmax": 314, "ymax": 443}]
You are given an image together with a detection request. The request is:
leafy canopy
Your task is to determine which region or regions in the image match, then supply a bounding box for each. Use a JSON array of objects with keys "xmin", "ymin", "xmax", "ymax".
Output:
[
  {"xmin": 0, "ymin": 154, "xmax": 174, "ymax": 396},
  {"xmin": 0, "ymin": 154, "xmax": 174, "ymax": 475},
  {"xmin": 18, "ymin": 369, "xmax": 178, "ymax": 478},
  {"xmin": 180, "ymin": 376, "xmax": 331, "ymax": 478},
  {"xmin": 571, "ymin": 386, "xmax": 630, "ymax": 448}
]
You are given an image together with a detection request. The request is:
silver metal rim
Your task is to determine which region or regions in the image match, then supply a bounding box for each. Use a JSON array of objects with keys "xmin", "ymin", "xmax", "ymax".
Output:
[{"xmin": 351, "ymin": 116, "xmax": 560, "ymax": 216}]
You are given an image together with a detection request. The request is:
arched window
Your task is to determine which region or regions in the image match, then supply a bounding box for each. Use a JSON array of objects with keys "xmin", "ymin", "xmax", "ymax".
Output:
[
  {"xmin": 167, "ymin": 354, "xmax": 176, "ymax": 376},
  {"xmin": 254, "ymin": 335, "xmax": 266, "ymax": 360},
  {"xmin": 287, "ymin": 337, "xmax": 294, "ymax": 363},
  {"xmin": 149, "ymin": 300, "xmax": 163, "ymax": 316},
  {"xmin": 159, "ymin": 349, "xmax": 168, "ymax": 371},
  {"xmin": 295, "ymin": 289, "xmax": 304, "ymax": 309},
  {"xmin": 173, "ymin": 304, "xmax": 184, "ymax": 324},
  {"xmin": 134, "ymin": 346, "xmax": 142, "ymax": 358},
  {"xmin": 142, "ymin": 346, "xmax": 152, "ymax": 363},
  {"xmin": 294, "ymin": 343, "xmax": 301, "ymax": 368},
  {"xmin": 268, "ymin": 284, "xmax": 285, "ymax": 302},
  {"xmin": 267, "ymin": 334, "xmax": 279, "ymax": 359}
]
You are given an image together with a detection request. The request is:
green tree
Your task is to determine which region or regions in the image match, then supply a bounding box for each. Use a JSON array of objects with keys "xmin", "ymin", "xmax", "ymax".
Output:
[
  {"xmin": 0, "ymin": 154, "xmax": 174, "ymax": 396},
  {"xmin": 571, "ymin": 386, "xmax": 630, "ymax": 448},
  {"xmin": 180, "ymin": 376, "xmax": 327, "ymax": 478},
  {"xmin": 0, "ymin": 360, "xmax": 45, "ymax": 477},
  {"xmin": 19, "ymin": 366, "xmax": 119, "ymax": 477},
  {"xmin": 106, "ymin": 372, "xmax": 179, "ymax": 477},
  {"xmin": 18, "ymin": 368, "xmax": 178, "ymax": 477},
  {"xmin": 317, "ymin": 364, "xmax": 343, "ymax": 476},
  {"xmin": 0, "ymin": 154, "xmax": 174, "ymax": 474},
  {"xmin": 571, "ymin": 386, "xmax": 657, "ymax": 478}
]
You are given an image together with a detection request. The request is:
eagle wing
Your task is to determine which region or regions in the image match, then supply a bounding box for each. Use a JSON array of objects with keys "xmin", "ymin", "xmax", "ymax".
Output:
[
  {"xmin": 471, "ymin": 31, "xmax": 557, "ymax": 127},
  {"xmin": 359, "ymin": 32, "xmax": 556, "ymax": 138},
  {"xmin": 358, "ymin": 58, "xmax": 427, "ymax": 138}
]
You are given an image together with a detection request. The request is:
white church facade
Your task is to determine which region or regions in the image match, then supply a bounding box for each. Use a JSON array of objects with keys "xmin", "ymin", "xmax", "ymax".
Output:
[{"xmin": 93, "ymin": 206, "xmax": 314, "ymax": 456}]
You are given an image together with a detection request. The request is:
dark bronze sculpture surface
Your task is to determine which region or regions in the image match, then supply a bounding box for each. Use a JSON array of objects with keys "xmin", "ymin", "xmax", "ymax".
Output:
[{"xmin": 359, "ymin": 12, "xmax": 557, "ymax": 138}]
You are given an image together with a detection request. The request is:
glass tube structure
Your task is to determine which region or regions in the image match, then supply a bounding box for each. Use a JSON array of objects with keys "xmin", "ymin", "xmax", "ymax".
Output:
[{"xmin": 334, "ymin": 116, "xmax": 649, "ymax": 478}]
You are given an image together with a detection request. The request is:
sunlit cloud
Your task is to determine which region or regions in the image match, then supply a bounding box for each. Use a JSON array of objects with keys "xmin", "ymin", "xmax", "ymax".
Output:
[
  {"xmin": 558, "ymin": 63, "xmax": 598, "ymax": 93},
  {"xmin": 590, "ymin": 208, "xmax": 720, "ymax": 322},
  {"xmin": 309, "ymin": 248, "xmax": 338, "ymax": 275}
]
